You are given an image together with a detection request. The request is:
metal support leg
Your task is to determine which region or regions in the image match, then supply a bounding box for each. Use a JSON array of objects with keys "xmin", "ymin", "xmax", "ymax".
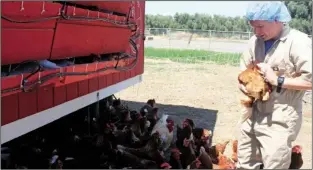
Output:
[
  {"xmin": 87, "ymin": 106, "xmax": 91, "ymax": 136},
  {"xmin": 95, "ymin": 92, "xmax": 100, "ymax": 133}
]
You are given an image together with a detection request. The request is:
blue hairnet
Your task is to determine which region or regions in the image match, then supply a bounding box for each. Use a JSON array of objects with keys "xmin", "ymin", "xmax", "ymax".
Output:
[{"xmin": 245, "ymin": 1, "xmax": 291, "ymax": 22}]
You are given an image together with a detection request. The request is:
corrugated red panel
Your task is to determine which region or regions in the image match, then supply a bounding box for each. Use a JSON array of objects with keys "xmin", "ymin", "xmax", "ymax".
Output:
[
  {"xmin": 98, "ymin": 74, "xmax": 107, "ymax": 89},
  {"xmin": 37, "ymin": 84, "xmax": 54, "ymax": 112},
  {"xmin": 1, "ymin": 29, "xmax": 55, "ymax": 65},
  {"xmin": 54, "ymin": 84, "xmax": 67, "ymax": 106},
  {"xmin": 66, "ymin": 82, "xmax": 78, "ymax": 101},
  {"xmin": 70, "ymin": 1, "xmax": 132, "ymax": 15},
  {"xmin": 97, "ymin": 62, "xmax": 107, "ymax": 89},
  {"xmin": 1, "ymin": 75, "xmax": 22, "ymax": 91},
  {"xmin": 18, "ymin": 90, "xmax": 37, "ymax": 119},
  {"xmin": 89, "ymin": 77, "xmax": 98, "ymax": 93},
  {"xmin": 1, "ymin": 1, "xmax": 61, "ymax": 65},
  {"xmin": 50, "ymin": 23, "xmax": 131, "ymax": 60},
  {"xmin": 87, "ymin": 63, "xmax": 99, "ymax": 93},
  {"xmin": 1, "ymin": 93, "xmax": 19, "ymax": 125},
  {"xmin": 106, "ymin": 73, "xmax": 113, "ymax": 87},
  {"xmin": 119, "ymin": 71, "xmax": 126, "ymax": 82},
  {"xmin": 78, "ymin": 79, "xmax": 89, "ymax": 97},
  {"xmin": 126, "ymin": 70, "xmax": 131, "ymax": 80},
  {"xmin": 112, "ymin": 72, "xmax": 120, "ymax": 85}
]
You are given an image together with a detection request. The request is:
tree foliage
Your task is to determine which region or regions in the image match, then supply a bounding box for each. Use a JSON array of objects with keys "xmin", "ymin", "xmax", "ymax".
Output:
[
  {"xmin": 145, "ymin": 1, "xmax": 312, "ymax": 35},
  {"xmin": 285, "ymin": 1, "xmax": 312, "ymax": 34}
]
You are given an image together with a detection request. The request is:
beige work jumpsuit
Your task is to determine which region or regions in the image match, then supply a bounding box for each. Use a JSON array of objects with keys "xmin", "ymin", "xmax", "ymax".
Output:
[{"xmin": 237, "ymin": 25, "xmax": 312, "ymax": 169}]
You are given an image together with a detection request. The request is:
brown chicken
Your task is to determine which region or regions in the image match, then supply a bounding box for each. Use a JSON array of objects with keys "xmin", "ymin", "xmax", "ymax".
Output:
[
  {"xmin": 238, "ymin": 65, "xmax": 272, "ymax": 107},
  {"xmin": 203, "ymin": 139, "xmax": 230, "ymax": 165},
  {"xmin": 213, "ymin": 152, "xmax": 236, "ymax": 169},
  {"xmin": 214, "ymin": 140, "xmax": 230, "ymax": 159}
]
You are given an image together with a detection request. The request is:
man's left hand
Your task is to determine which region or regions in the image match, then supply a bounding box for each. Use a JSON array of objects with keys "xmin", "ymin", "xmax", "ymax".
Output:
[{"xmin": 256, "ymin": 63, "xmax": 278, "ymax": 86}]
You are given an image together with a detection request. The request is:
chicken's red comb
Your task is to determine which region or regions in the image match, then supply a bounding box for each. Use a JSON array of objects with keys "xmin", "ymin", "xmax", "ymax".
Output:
[
  {"xmin": 160, "ymin": 162, "xmax": 172, "ymax": 169},
  {"xmin": 292, "ymin": 145, "xmax": 302, "ymax": 154},
  {"xmin": 167, "ymin": 119, "xmax": 174, "ymax": 126}
]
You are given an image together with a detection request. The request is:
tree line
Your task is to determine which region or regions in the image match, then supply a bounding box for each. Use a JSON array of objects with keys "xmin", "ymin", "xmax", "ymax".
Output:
[{"xmin": 145, "ymin": 1, "xmax": 312, "ymax": 35}]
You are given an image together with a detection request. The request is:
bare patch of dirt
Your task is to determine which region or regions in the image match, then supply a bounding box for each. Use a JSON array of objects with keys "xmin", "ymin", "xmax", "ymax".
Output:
[{"xmin": 116, "ymin": 58, "xmax": 312, "ymax": 169}]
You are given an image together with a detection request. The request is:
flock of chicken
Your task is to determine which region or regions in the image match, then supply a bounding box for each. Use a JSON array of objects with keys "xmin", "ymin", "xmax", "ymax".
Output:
[{"xmin": 1, "ymin": 97, "xmax": 303, "ymax": 169}]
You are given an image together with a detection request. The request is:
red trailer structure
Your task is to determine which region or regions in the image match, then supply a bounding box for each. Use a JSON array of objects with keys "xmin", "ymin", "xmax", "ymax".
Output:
[{"xmin": 1, "ymin": 1, "xmax": 146, "ymax": 144}]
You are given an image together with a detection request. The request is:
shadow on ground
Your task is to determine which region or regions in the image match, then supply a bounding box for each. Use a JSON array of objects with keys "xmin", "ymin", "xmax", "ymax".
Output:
[{"xmin": 121, "ymin": 100, "xmax": 218, "ymax": 141}]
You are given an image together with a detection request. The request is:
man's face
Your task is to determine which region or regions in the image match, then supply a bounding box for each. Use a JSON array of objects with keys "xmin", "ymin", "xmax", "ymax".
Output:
[{"xmin": 249, "ymin": 20, "xmax": 282, "ymax": 41}]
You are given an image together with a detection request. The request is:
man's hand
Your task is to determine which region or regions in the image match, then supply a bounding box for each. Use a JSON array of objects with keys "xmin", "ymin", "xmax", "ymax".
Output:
[
  {"xmin": 256, "ymin": 63, "xmax": 278, "ymax": 86},
  {"xmin": 254, "ymin": 63, "xmax": 311, "ymax": 91}
]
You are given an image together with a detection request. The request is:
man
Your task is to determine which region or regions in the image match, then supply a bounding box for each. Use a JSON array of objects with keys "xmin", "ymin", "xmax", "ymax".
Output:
[{"xmin": 237, "ymin": 1, "xmax": 312, "ymax": 169}]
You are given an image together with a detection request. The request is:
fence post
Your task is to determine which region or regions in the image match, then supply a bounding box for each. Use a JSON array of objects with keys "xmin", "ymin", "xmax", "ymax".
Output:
[{"xmin": 168, "ymin": 28, "xmax": 171, "ymax": 47}]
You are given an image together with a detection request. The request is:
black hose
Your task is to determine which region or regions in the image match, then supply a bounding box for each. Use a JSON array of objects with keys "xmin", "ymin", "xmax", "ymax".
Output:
[
  {"xmin": 8, "ymin": 60, "xmax": 41, "ymax": 76},
  {"xmin": 115, "ymin": 38, "xmax": 138, "ymax": 71},
  {"xmin": 1, "ymin": 15, "xmax": 60, "ymax": 23}
]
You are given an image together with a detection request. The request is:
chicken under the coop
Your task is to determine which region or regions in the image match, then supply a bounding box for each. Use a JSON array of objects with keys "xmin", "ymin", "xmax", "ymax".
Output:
[{"xmin": 1, "ymin": 98, "xmax": 304, "ymax": 169}]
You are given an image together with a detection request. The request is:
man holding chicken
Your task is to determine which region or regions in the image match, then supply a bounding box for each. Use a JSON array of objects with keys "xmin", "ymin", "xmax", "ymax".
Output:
[{"xmin": 237, "ymin": 1, "xmax": 312, "ymax": 169}]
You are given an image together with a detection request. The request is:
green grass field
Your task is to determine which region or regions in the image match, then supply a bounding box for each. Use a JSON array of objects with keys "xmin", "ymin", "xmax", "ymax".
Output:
[{"xmin": 144, "ymin": 47, "xmax": 241, "ymax": 66}]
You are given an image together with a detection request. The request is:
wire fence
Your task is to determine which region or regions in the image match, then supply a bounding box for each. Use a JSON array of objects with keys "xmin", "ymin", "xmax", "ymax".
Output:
[
  {"xmin": 144, "ymin": 28, "xmax": 249, "ymax": 66},
  {"xmin": 145, "ymin": 28, "xmax": 253, "ymax": 40},
  {"xmin": 145, "ymin": 27, "xmax": 312, "ymax": 41}
]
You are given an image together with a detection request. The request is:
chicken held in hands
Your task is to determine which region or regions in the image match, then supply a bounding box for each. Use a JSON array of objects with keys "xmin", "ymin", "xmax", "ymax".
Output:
[{"xmin": 238, "ymin": 64, "xmax": 272, "ymax": 108}]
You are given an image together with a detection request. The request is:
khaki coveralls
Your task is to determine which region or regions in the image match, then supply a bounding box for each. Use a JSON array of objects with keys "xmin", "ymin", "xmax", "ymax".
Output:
[{"xmin": 237, "ymin": 25, "xmax": 312, "ymax": 169}]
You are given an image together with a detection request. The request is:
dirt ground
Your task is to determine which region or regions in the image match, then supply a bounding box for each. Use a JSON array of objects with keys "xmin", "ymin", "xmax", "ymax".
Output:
[{"xmin": 116, "ymin": 58, "xmax": 312, "ymax": 169}]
